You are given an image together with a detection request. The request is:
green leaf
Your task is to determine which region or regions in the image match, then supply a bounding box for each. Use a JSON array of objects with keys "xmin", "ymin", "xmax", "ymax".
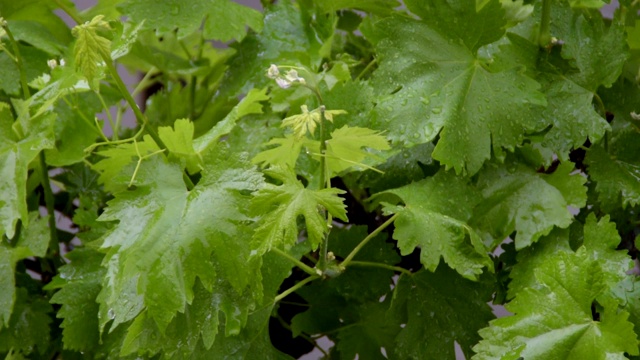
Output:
[
  {"xmin": 252, "ymin": 135, "xmax": 303, "ymax": 169},
  {"xmin": 389, "ymin": 268, "xmax": 495, "ymax": 359},
  {"xmin": 0, "ymin": 288, "xmax": 52, "ymax": 355},
  {"xmin": 0, "ymin": 103, "xmax": 55, "ymax": 239},
  {"xmin": 586, "ymin": 140, "xmax": 640, "ymax": 212},
  {"xmin": 7, "ymin": 20, "xmax": 65, "ymax": 55},
  {"xmin": 72, "ymin": 15, "xmax": 111, "ymax": 87},
  {"xmin": 96, "ymin": 145, "xmax": 263, "ymax": 333},
  {"xmin": 509, "ymin": 214, "xmax": 632, "ymax": 298},
  {"xmin": 315, "ymin": 0, "xmax": 401, "ymax": 15},
  {"xmin": 158, "ymin": 119, "xmax": 202, "ymax": 173},
  {"xmin": 553, "ymin": 7, "xmax": 629, "ymax": 90},
  {"xmin": 473, "ymin": 160, "xmax": 587, "ymax": 249},
  {"xmin": 250, "ymin": 166, "xmax": 348, "ymax": 255},
  {"xmin": 323, "ymin": 125, "xmax": 390, "ymax": 176},
  {"xmin": 368, "ymin": 3, "xmax": 546, "ymax": 174},
  {"xmin": 336, "ymin": 301, "xmax": 399, "ymax": 359},
  {"xmin": 193, "ymin": 87, "xmax": 270, "ymax": 155},
  {"xmin": 473, "ymin": 249, "xmax": 639, "ymax": 359},
  {"xmin": 119, "ymin": 0, "xmax": 262, "ymax": 42},
  {"xmin": 92, "ymin": 134, "xmax": 162, "ymax": 192},
  {"xmin": 373, "ymin": 170, "xmax": 493, "ymax": 280},
  {"xmin": 219, "ymin": 1, "xmax": 327, "ymax": 97},
  {"xmin": 46, "ymin": 248, "xmax": 105, "ymax": 352}
]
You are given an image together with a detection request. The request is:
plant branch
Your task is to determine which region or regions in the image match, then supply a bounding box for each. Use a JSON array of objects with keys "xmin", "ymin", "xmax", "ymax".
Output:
[
  {"xmin": 2, "ymin": 23, "xmax": 30, "ymax": 99},
  {"xmin": 348, "ymin": 261, "xmax": 412, "ymax": 276},
  {"xmin": 355, "ymin": 57, "xmax": 377, "ymax": 81},
  {"xmin": 271, "ymin": 247, "xmax": 320, "ymax": 277},
  {"xmin": 274, "ymin": 275, "xmax": 319, "ymax": 303},
  {"xmin": 52, "ymin": 0, "xmax": 83, "ymax": 24},
  {"xmin": 39, "ymin": 153, "xmax": 61, "ymax": 267},
  {"xmin": 317, "ymin": 105, "xmax": 329, "ymax": 271},
  {"xmin": 538, "ymin": 0, "xmax": 552, "ymax": 47},
  {"xmin": 341, "ymin": 213, "xmax": 399, "ymax": 268}
]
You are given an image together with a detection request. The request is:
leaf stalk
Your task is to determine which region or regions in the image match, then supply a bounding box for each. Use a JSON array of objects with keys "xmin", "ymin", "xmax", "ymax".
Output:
[{"xmin": 341, "ymin": 213, "xmax": 399, "ymax": 268}]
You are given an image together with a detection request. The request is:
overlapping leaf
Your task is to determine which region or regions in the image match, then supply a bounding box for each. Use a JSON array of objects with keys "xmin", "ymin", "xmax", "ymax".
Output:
[
  {"xmin": 389, "ymin": 268, "xmax": 494, "ymax": 359},
  {"xmin": 120, "ymin": 0, "xmax": 262, "ymax": 42},
  {"xmin": 96, "ymin": 145, "xmax": 263, "ymax": 334},
  {"xmin": 473, "ymin": 160, "xmax": 586, "ymax": 249},
  {"xmin": 473, "ymin": 249, "xmax": 639, "ymax": 359},
  {"xmin": 373, "ymin": 170, "xmax": 493, "ymax": 280},
  {"xmin": 0, "ymin": 103, "xmax": 55, "ymax": 239},
  {"xmin": 367, "ymin": 0, "xmax": 546, "ymax": 174}
]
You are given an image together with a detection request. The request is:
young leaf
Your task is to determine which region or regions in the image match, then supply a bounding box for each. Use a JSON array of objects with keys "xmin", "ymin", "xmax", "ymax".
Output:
[
  {"xmin": 72, "ymin": 15, "xmax": 111, "ymax": 87},
  {"xmin": 372, "ymin": 170, "xmax": 493, "ymax": 280},
  {"xmin": 323, "ymin": 125, "xmax": 390, "ymax": 176},
  {"xmin": 252, "ymin": 135, "xmax": 304, "ymax": 169},
  {"xmin": 473, "ymin": 249, "xmax": 639, "ymax": 359},
  {"xmin": 250, "ymin": 166, "xmax": 348, "ymax": 255}
]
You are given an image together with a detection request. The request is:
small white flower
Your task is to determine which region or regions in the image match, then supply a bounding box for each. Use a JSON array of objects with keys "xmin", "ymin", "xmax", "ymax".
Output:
[
  {"xmin": 284, "ymin": 69, "xmax": 305, "ymax": 84},
  {"xmin": 47, "ymin": 59, "xmax": 58, "ymax": 69},
  {"xmin": 267, "ymin": 64, "xmax": 280, "ymax": 79},
  {"xmin": 276, "ymin": 78, "xmax": 291, "ymax": 89},
  {"xmin": 631, "ymin": 112, "xmax": 640, "ymax": 120},
  {"xmin": 0, "ymin": 17, "xmax": 6, "ymax": 27},
  {"xmin": 60, "ymin": 59, "xmax": 66, "ymax": 66}
]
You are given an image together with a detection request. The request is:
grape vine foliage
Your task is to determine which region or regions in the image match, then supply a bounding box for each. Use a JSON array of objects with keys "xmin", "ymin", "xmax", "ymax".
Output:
[{"xmin": 1, "ymin": 0, "xmax": 640, "ymax": 359}]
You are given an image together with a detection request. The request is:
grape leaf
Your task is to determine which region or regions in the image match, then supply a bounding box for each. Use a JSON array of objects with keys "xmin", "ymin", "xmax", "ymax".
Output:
[
  {"xmin": 252, "ymin": 135, "xmax": 303, "ymax": 169},
  {"xmin": 509, "ymin": 214, "xmax": 632, "ymax": 298},
  {"xmin": 336, "ymin": 301, "xmax": 399, "ymax": 360},
  {"xmin": 0, "ymin": 103, "xmax": 55, "ymax": 239},
  {"xmin": 0, "ymin": 288, "xmax": 52, "ymax": 355},
  {"xmin": 586, "ymin": 138, "xmax": 640, "ymax": 212},
  {"xmin": 323, "ymin": 125, "xmax": 390, "ymax": 176},
  {"xmin": 0, "ymin": 213, "xmax": 49, "ymax": 327},
  {"xmin": 72, "ymin": 15, "xmax": 111, "ymax": 87},
  {"xmin": 219, "ymin": 0, "xmax": 327, "ymax": 97},
  {"xmin": 7, "ymin": 20, "xmax": 65, "ymax": 55},
  {"xmin": 367, "ymin": 0, "xmax": 546, "ymax": 174},
  {"xmin": 315, "ymin": 0, "xmax": 401, "ymax": 15},
  {"xmin": 96, "ymin": 145, "xmax": 263, "ymax": 333},
  {"xmin": 472, "ymin": 160, "xmax": 586, "ymax": 249},
  {"xmin": 250, "ymin": 166, "xmax": 348, "ymax": 255},
  {"xmin": 373, "ymin": 170, "xmax": 493, "ymax": 280},
  {"xmin": 46, "ymin": 248, "xmax": 105, "ymax": 352},
  {"xmin": 389, "ymin": 268, "xmax": 495, "ymax": 359},
  {"xmin": 119, "ymin": 0, "xmax": 262, "ymax": 42},
  {"xmin": 473, "ymin": 249, "xmax": 639, "ymax": 359}
]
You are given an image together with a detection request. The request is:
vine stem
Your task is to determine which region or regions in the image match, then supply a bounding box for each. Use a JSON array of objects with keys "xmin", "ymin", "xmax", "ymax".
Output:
[
  {"xmin": 348, "ymin": 261, "xmax": 412, "ymax": 276},
  {"xmin": 274, "ymin": 275, "xmax": 319, "ymax": 303},
  {"xmin": 102, "ymin": 58, "xmax": 196, "ymax": 190},
  {"xmin": 538, "ymin": 0, "xmax": 552, "ymax": 47},
  {"xmin": 271, "ymin": 248, "xmax": 320, "ymax": 277},
  {"xmin": 2, "ymin": 22, "xmax": 30, "ymax": 99},
  {"xmin": 317, "ymin": 105, "xmax": 329, "ymax": 271},
  {"xmin": 52, "ymin": 0, "xmax": 83, "ymax": 24},
  {"xmin": 341, "ymin": 213, "xmax": 399, "ymax": 268}
]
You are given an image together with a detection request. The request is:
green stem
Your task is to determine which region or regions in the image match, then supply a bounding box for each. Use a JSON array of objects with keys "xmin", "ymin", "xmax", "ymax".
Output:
[
  {"xmin": 538, "ymin": 0, "xmax": 552, "ymax": 47},
  {"xmin": 355, "ymin": 57, "xmax": 377, "ymax": 81},
  {"xmin": 3, "ymin": 23, "xmax": 30, "ymax": 99},
  {"xmin": 96, "ymin": 91, "xmax": 116, "ymax": 138},
  {"xmin": 39, "ymin": 153, "xmax": 61, "ymax": 267},
  {"xmin": 348, "ymin": 261, "xmax": 412, "ymax": 276},
  {"xmin": 271, "ymin": 247, "xmax": 320, "ymax": 277},
  {"xmin": 341, "ymin": 213, "xmax": 399, "ymax": 268},
  {"xmin": 317, "ymin": 105, "xmax": 329, "ymax": 271},
  {"xmin": 102, "ymin": 59, "xmax": 166, "ymax": 151},
  {"xmin": 52, "ymin": 0, "xmax": 83, "ymax": 24},
  {"xmin": 274, "ymin": 275, "xmax": 319, "ymax": 303}
]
